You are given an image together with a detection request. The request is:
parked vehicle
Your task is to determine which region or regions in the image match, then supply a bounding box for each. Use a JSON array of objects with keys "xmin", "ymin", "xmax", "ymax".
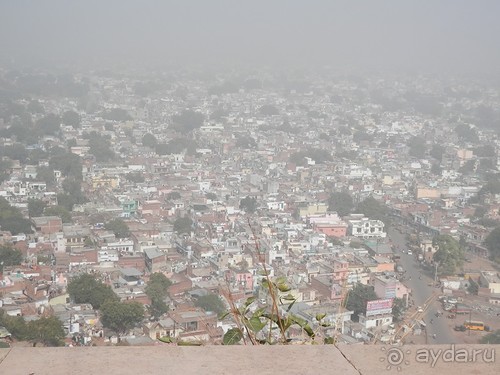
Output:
[
  {"xmin": 464, "ymin": 321, "xmax": 485, "ymax": 331},
  {"xmin": 450, "ymin": 304, "xmax": 471, "ymax": 315}
]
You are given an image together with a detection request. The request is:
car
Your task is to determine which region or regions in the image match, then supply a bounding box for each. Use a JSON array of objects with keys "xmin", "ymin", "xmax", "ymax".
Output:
[
  {"xmin": 407, "ymin": 250, "xmax": 413, "ymax": 255},
  {"xmin": 454, "ymin": 325, "xmax": 466, "ymax": 332},
  {"xmin": 417, "ymin": 306, "xmax": 424, "ymax": 312}
]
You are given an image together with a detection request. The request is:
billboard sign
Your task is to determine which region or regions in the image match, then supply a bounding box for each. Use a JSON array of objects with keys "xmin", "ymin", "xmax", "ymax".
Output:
[{"xmin": 366, "ymin": 298, "xmax": 393, "ymax": 316}]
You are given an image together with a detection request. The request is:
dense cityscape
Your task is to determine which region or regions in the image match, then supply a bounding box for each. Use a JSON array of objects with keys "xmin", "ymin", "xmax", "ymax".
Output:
[{"xmin": 0, "ymin": 67, "xmax": 499, "ymax": 349}]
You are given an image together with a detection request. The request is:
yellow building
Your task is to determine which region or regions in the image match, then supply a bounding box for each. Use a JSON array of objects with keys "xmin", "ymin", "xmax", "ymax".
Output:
[{"xmin": 91, "ymin": 175, "xmax": 119, "ymax": 189}]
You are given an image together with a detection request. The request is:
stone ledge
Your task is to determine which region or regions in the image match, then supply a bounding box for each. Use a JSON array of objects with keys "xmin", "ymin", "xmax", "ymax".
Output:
[{"xmin": 0, "ymin": 345, "xmax": 497, "ymax": 375}]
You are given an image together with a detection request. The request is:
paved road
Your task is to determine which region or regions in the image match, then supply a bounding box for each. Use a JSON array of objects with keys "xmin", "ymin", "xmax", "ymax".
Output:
[{"xmin": 388, "ymin": 227, "xmax": 457, "ymax": 344}]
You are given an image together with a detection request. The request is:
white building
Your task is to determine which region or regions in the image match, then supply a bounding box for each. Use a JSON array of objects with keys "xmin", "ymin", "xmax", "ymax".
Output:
[{"xmin": 348, "ymin": 217, "xmax": 386, "ymax": 239}]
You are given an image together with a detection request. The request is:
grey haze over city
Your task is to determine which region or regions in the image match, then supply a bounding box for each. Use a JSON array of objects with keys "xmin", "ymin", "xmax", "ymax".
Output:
[
  {"xmin": 0, "ymin": 1, "xmax": 500, "ymax": 372},
  {"xmin": 1, "ymin": 0, "xmax": 500, "ymax": 75}
]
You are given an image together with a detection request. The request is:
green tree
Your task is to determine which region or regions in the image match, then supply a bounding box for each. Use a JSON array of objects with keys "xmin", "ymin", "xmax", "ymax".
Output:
[
  {"xmin": 240, "ymin": 196, "xmax": 257, "ymax": 214},
  {"xmin": 173, "ymin": 216, "xmax": 193, "ymax": 235},
  {"xmin": 356, "ymin": 196, "xmax": 391, "ymax": 227},
  {"xmin": 99, "ymin": 108, "xmax": 132, "ymax": 122},
  {"xmin": 171, "ymin": 110, "xmax": 204, "ymax": 133},
  {"xmin": 328, "ymin": 192, "xmax": 354, "ymax": 216},
  {"xmin": 467, "ymin": 278, "xmax": 479, "ymax": 295},
  {"xmin": 0, "ymin": 159, "xmax": 12, "ymax": 183},
  {"xmin": 205, "ymin": 192, "xmax": 217, "ymax": 201},
  {"xmin": 141, "ymin": 133, "xmax": 157, "ymax": 148},
  {"xmin": 145, "ymin": 273, "xmax": 172, "ymax": 320},
  {"xmin": 483, "ymin": 227, "xmax": 500, "ymax": 263},
  {"xmin": 455, "ymin": 124, "xmax": 479, "ymax": 142},
  {"xmin": 194, "ymin": 294, "xmax": 225, "ymax": 315},
  {"xmin": 105, "ymin": 218, "xmax": 130, "ymax": 238},
  {"xmin": 430, "ymin": 144, "xmax": 445, "ymax": 161},
  {"xmin": 62, "ymin": 110, "xmax": 81, "ymax": 128},
  {"xmin": 44, "ymin": 205, "xmax": 72, "ymax": 223},
  {"xmin": 166, "ymin": 191, "xmax": 181, "ymax": 200},
  {"xmin": 0, "ymin": 197, "xmax": 33, "ymax": 234},
  {"xmin": 67, "ymin": 273, "xmax": 119, "ymax": 309},
  {"xmin": 36, "ymin": 113, "xmax": 61, "ymax": 136},
  {"xmin": 0, "ymin": 311, "xmax": 29, "ymax": 340},
  {"xmin": 480, "ymin": 329, "xmax": 500, "ymax": 344},
  {"xmin": 88, "ymin": 132, "xmax": 114, "ymax": 162},
  {"xmin": 28, "ymin": 316, "xmax": 65, "ymax": 347},
  {"xmin": 345, "ymin": 283, "xmax": 378, "ymax": 322},
  {"xmin": 0, "ymin": 246, "xmax": 23, "ymax": 270},
  {"xmin": 407, "ymin": 136, "xmax": 426, "ymax": 158},
  {"xmin": 125, "ymin": 171, "xmax": 145, "ymax": 183},
  {"xmin": 28, "ymin": 198, "xmax": 47, "ymax": 218},
  {"xmin": 432, "ymin": 234, "xmax": 465, "ymax": 275},
  {"xmin": 392, "ymin": 297, "xmax": 406, "ymax": 322},
  {"xmin": 36, "ymin": 166, "xmax": 56, "ymax": 187},
  {"xmin": 100, "ymin": 301, "xmax": 144, "ymax": 336},
  {"xmin": 431, "ymin": 163, "xmax": 442, "ymax": 176}
]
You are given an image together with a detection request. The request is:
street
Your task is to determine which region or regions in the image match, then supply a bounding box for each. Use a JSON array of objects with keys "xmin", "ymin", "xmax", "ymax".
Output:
[{"xmin": 388, "ymin": 227, "xmax": 457, "ymax": 344}]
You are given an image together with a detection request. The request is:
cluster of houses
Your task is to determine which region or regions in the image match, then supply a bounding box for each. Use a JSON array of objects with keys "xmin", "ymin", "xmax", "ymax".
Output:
[{"xmin": 1, "ymin": 69, "xmax": 500, "ymax": 345}]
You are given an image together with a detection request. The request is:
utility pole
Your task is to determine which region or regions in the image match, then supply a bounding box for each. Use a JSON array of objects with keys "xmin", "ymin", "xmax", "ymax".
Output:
[{"xmin": 434, "ymin": 262, "xmax": 439, "ymax": 285}]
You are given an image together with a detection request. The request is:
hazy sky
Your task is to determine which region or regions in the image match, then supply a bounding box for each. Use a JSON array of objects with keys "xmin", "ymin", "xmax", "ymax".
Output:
[{"xmin": 1, "ymin": 0, "xmax": 499, "ymax": 74}]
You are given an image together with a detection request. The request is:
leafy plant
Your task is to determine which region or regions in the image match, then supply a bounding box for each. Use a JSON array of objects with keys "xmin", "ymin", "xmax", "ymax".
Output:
[{"xmin": 220, "ymin": 220, "xmax": 335, "ymax": 345}]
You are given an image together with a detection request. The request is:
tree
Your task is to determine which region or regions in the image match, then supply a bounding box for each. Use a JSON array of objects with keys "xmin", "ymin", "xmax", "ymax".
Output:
[
  {"xmin": 431, "ymin": 163, "xmax": 442, "ymax": 176},
  {"xmin": 173, "ymin": 216, "xmax": 193, "ymax": 235},
  {"xmin": 44, "ymin": 205, "xmax": 72, "ymax": 223},
  {"xmin": 193, "ymin": 294, "xmax": 225, "ymax": 315},
  {"xmin": 171, "ymin": 110, "xmax": 204, "ymax": 133},
  {"xmin": 99, "ymin": 108, "xmax": 132, "ymax": 122},
  {"xmin": 36, "ymin": 113, "xmax": 61, "ymax": 136},
  {"xmin": 28, "ymin": 316, "xmax": 65, "ymax": 347},
  {"xmin": 473, "ymin": 206, "xmax": 488, "ymax": 218},
  {"xmin": 467, "ymin": 277, "xmax": 479, "ymax": 295},
  {"xmin": 88, "ymin": 133, "xmax": 114, "ymax": 162},
  {"xmin": 62, "ymin": 110, "xmax": 81, "ymax": 128},
  {"xmin": 356, "ymin": 196, "xmax": 391, "ymax": 227},
  {"xmin": 141, "ymin": 133, "xmax": 157, "ymax": 148},
  {"xmin": 432, "ymin": 234, "xmax": 465, "ymax": 275},
  {"xmin": 235, "ymin": 135, "xmax": 257, "ymax": 149},
  {"xmin": 392, "ymin": 297, "xmax": 406, "ymax": 322},
  {"xmin": 480, "ymin": 330, "xmax": 500, "ymax": 344},
  {"xmin": 67, "ymin": 273, "xmax": 119, "ymax": 309},
  {"xmin": 145, "ymin": 273, "xmax": 172, "ymax": 320},
  {"xmin": 345, "ymin": 283, "xmax": 378, "ymax": 322},
  {"xmin": 328, "ymin": 192, "xmax": 353, "ymax": 216},
  {"xmin": 0, "ymin": 246, "xmax": 23, "ymax": 270},
  {"xmin": 166, "ymin": 191, "xmax": 181, "ymax": 200},
  {"xmin": 240, "ymin": 196, "xmax": 257, "ymax": 214},
  {"xmin": 483, "ymin": 227, "xmax": 500, "ymax": 263},
  {"xmin": 205, "ymin": 192, "xmax": 217, "ymax": 201},
  {"xmin": 105, "ymin": 218, "xmax": 130, "ymax": 238},
  {"xmin": 455, "ymin": 124, "xmax": 478, "ymax": 142},
  {"xmin": 125, "ymin": 171, "xmax": 145, "ymax": 183},
  {"xmin": 0, "ymin": 159, "xmax": 12, "ymax": 183},
  {"xmin": 430, "ymin": 144, "xmax": 444, "ymax": 161},
  {"xmin": 0, "ymin": 197, "xmax": 33, "ymax": 234},
  {"xmin": 407, "ymin": 136, "xmax": 426, "ymax": 159},
  {"xmin": 28, "ymin": 198, "xmax": 46, "ymax": 218},
  {"xmin": 0, "ymin": 310, "xmax": 29, "ymax": 341},
  {"xmin": 100, "ymin": 301, "xmax": 144, "ymax": 336}
]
